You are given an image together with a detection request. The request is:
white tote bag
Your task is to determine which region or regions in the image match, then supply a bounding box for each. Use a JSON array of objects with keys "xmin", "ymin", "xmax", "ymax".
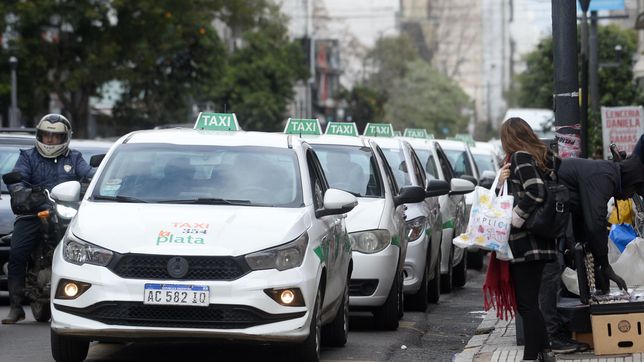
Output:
[{"xmin": 453, "ymin": 173, "xmax": 514, "ymax": 261}]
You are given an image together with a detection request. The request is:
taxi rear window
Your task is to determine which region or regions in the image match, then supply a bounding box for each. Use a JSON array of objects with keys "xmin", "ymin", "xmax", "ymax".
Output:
[{"xmin": 92, "ymin": 143, "xmax": 303, "ymax": 207}]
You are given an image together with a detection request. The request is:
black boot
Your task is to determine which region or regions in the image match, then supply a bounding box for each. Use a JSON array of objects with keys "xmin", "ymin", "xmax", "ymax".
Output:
[{"xmin": 2, "ymin": 279, "xmax": 25, "ymax": 324}]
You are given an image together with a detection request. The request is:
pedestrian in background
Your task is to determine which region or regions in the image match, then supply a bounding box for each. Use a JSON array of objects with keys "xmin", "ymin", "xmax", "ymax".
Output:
[{"xmin": 499, "ymin": 117, "xmax": 558, "ymax": 362}]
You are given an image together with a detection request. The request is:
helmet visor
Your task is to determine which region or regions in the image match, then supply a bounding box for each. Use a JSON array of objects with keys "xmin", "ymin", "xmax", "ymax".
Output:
[{"xmin": 37, "ymin": 130, "xmax": 68, "ymax": 145}]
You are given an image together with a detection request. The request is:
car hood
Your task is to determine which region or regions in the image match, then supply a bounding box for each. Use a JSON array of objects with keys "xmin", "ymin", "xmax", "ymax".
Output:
[
  {"xmin": 345, "ymin": 198, "xmax": 385, "ymax": 233},
  {"xmin": 0, "ymin": 196, "xmax": 14, "ymax": 236},
  {"xmin": 72, "ymin": 202, "xmax": 311, "ymax": 256}
]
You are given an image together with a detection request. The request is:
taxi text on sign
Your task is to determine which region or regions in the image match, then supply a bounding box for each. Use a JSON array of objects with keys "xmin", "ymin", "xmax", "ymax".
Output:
[
  {"xmin": 326, "ymin": 122, "xmax": 358, "ymax": 136},
  {"xmin": 601, "ymin": 106, "xmax": 644, "ymax": 159},
  {"xmin": 194, "ymin": 112, "xmax": 240, "ymax": 131},
  {"xmin": 403, "ymin": 128, "xmax": 429, "ymax": 139},
  {"xmin": 284, "ymin": 118, "xmax": 322, "ymax": 135},
  {"xmin": 363, "ymin": 123, "xmax": 395, "ymax": 137}
]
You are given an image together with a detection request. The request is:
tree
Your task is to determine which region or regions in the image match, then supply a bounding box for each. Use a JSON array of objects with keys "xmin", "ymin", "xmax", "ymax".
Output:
[
  {"xmin": 338, "ymin": 86, "xmax": 387, "ymax": 132},
  {"xmin": 364, "ymin": 34, "xmax": 419, "ymax": 96},
  {"xmin": 384, "ymin": 59, "xmax": 470, "ymax": 136}
]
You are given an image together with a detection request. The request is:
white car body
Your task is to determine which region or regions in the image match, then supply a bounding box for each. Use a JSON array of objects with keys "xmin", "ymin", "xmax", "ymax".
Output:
[
  {"xmin": 405, "ymin": 138, "xmax": 474, "ymax": 292},
  {"xmin": 50, "ymin": 129, "xmax": 356, "ymax": 361},
  {"xmin": 435, "ymin": 139, "xmax": 479, "ymax": 216},
  {"xmin": 305, "ymin": 134, "xmax": 409, "ymax": 329}
]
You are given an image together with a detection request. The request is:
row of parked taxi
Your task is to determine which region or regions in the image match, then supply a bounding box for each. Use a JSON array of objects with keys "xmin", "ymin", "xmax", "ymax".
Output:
[{"xmin": 3, "ymin": 115, "xmax": 501, "ymax": 362}]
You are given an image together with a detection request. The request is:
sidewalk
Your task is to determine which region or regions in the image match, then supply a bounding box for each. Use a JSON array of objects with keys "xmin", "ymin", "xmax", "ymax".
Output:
[{"xmin": 454, "ymin": 310, "xmax": 644, "ymax": 362}]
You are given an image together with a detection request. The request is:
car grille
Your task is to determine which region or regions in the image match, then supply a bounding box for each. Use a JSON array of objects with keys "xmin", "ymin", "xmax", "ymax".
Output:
[
  {"xmin": 54, "ymin": 302, "xmax": 306, "ymax": 329},
  {"xmin": 108, "ymin": 254, "xmax": 250, "ymax": 281}
]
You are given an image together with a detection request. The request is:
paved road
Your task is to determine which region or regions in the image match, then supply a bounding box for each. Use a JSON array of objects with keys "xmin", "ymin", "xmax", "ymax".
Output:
[{"xmin": 0, "ymin": 267, "xmax": 487, "ymax": 361}]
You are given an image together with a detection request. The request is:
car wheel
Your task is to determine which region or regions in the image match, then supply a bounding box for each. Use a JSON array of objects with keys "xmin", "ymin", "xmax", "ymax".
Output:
[
  {"xmin": 51, "ymin": 329, "xmax": 89, "ymax": 362},
  {"xmin": 453, "ymin": 248, "xmax": 468, "ymax": 287},
  {"xmin": 440, "ymin": 245, "xmax": 454, "ymax": 293},
  {"xmin": 467, "ymin": 249, "xmax": 485, "ymax": 270},
  {"xmin": 322, "ymin": 279, "xmax": 349, "ymax": 347},
  {"xmin": 405, "ymin": 258, "xmax": 428, "ymax": 312},
  {"xmin": 31, "ymin": 301, "xmax": 51, "ymax": 322},
  {"xmin": 374, "ymin": 270, "xmax": 400, "ymax": 331},
  {"xmin": 427, "ymin": 248, "xmax": 441, "ymax": 303},
  {"xmin": 295, "ymin": 288, "xmax": 321, "ymax": 362}
]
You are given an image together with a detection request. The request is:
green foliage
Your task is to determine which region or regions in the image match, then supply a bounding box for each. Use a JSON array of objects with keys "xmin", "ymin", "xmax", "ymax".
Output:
[
  {"xmin": 364, "ymin": 34, "xmax": 419, "ymax": 96},
  {"xmin": 515, "ymin": 37, "xmax": 554, "ymax": 109},
  {"xmin": 0, "ymin": 0, "xmax": 306, "ymax": 135},
  {"xmin": 384, "ymin": 59, "xmax": 470, "ymax": 136},
  {"xmin": 338, "ymin": 86, "xmax": 386, "ymax": 132}
]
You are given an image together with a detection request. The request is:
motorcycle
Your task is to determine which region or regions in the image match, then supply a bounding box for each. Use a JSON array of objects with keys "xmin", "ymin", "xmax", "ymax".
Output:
[{"xmin": 1, "ymin": 172, "xmax": 78, "ymax": 322}]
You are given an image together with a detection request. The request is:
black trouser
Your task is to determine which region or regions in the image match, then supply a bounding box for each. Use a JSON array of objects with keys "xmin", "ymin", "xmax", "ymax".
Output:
[
  {"xmin": 539, "ymin": 259, "xmax": 565, "ymax": 337},
  {"xmin": 8, "ymin": 217, "xmax": 42, "ymax": 281},
  {"xmin": 511, "ymin": 260, "xmax": 550, "ymax": 360}
]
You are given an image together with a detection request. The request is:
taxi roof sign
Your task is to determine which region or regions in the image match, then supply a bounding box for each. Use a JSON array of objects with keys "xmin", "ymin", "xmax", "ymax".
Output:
[
  {"xmin": 393, "ymin": 130, "xmax": 402, "ymax": 136},
  {"xmin": 363, "ymin": 123, "xmax": 395, "ymax": 137},
  {"xmin": 403, "ymin": 128, "xmax": 429, "ymax": 139},
  {"xmin": 454, "ymin": 133, "xmax": 475, "ymax": 146},
  {"xmin": 284, "ymin": 118, "xmax": 322, "ymax": 135},
  {"xmin": 194, "ymin": 112, "xmax": 241, "ymax": 131},
  {"xmin": 325, "ymin": 122, "xmax": 359, "ymax": 136}
]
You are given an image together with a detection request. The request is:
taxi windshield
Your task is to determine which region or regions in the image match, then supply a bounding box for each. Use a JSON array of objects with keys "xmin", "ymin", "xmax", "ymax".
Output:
[
  {"xmin": 91, "ymin": 143, "xmax": 303, "ymax": 207},
  {"xmin": 381, "ymin": 148, "xmax": 413, "ymax": 188},
  {"xmin": 311, "ymin": 145, "xmax": 383, "ymax": 198}
]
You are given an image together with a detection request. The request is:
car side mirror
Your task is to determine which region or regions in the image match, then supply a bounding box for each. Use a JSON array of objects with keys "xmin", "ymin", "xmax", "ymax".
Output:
[
  {"xmin": 426, "ymin": 179, "xmax": 450, "ymax": 197},
  {"xmin": 89, "ymin": 154, "xmax": 106, "ymax": 167},
  {"xmin": 315, "ymin": 188, "xmax": 358, "ymax": 218},
  {"xmin": 449, "ymin": 178, "xmax": 475, "ymax": 195},
  {"xmin": 460, "ymin": 174, "xmax": 478, "ymax": 186},
  {"xmin": 51, "ymin": 181, "xmax": 81, "ymax": 202},
  {"xmin": 394, "ymin": 185, "xmax": 426, "ymax": 206}
]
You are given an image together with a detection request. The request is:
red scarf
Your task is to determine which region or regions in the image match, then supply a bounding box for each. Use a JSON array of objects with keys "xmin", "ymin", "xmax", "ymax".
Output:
[{"xmin": 483, "ymin": 252, "xmax": 516, "ymax": 320}]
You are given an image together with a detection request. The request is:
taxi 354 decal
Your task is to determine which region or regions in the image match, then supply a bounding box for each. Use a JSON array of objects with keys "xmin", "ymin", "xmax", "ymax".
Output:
[{"xmin": 156, "ymin": 222, "xmax": 209, "ymax": 245}]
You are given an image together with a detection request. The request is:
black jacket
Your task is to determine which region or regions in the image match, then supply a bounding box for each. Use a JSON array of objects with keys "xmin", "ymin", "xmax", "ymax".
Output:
[{"xmin": 557, "ymin": 158, "xmax": 620, "ymax": 267}]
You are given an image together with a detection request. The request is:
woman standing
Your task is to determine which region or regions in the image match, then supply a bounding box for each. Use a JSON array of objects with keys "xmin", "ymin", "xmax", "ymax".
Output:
[{"xmin": 499, "ymin": 117, "xmax": 559, "ymax": 361}]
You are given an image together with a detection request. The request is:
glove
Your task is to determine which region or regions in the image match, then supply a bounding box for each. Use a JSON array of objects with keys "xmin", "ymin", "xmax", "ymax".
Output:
[{"xmin": 598, "ymin": 264, "xmax": 627, "ymax": 293}]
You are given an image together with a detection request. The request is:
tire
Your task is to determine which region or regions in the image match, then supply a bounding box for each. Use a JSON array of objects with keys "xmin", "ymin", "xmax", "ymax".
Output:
[
  {"xmin": 427, "ymin": 248, "xmax": 441, "ymax": 304},
  {"xmin": 467, "ymin": 249, "xmax": 485, "ymax": 271},
  {"xmin": 322, "ymin": 280, "xmax": 349, "ymax": 347},
  {"xmin": 374, "ymin": 270, "xmax": 400, "ymax": 331},
  {"xmin": 51, "ymin": 329, "xmax": 89, "ymax": 362},
  {"xmin": 31, "ymin": 301, "xmax": 51, "ymax": 322},
  {"xmin": 453, "ymin": 248, "xmax": 468, "ymax": 288},
  {"xmin": 440, "ymin": 245, "xmax": 454, "ymax": 293},
  {"xmin": 295, "ymin": 288, "xmax": 321, "ymax": 362},
  {"xmin": 405, "ymin": 258, "xmax": 428, "ymax": 312}
]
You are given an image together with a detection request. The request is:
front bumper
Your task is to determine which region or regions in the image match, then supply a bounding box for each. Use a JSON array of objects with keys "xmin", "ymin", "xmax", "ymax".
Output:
[
  {"xmin": 348, "ymin": 244, "xmax": 399, "ymax": 308},
  {"xmin": 402, "ymin": 233, "xmax": 428, "ymax": 294},
  {"xmin": 50, "ymin": 246, "xmax": 320, "ymax": 343}
]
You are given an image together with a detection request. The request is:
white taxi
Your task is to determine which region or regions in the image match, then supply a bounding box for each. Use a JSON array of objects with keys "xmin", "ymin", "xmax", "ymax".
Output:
[
  {"xmin": 365, "ymin": 127, "xmax": 449, "ymax": 311},
  {"xmin": 288, "ymin": 120, "xmax": 425, "ymax": 330},
  {"xmin": 49, "ymin": 113, "xmax": 357, "ymax": 362},
  {"xmin": 405, "ymin": 136, "xmax": 475, "ymax": 292}
]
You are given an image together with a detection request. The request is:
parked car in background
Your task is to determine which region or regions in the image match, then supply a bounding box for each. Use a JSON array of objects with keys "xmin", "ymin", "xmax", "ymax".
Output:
[
  {"xmin": 405, "ymin": 137, "xmax": 474, "ymax": 292},
  {"xmin": 69, "ymin": 139, "xmax": 114, "ymax": 163}
]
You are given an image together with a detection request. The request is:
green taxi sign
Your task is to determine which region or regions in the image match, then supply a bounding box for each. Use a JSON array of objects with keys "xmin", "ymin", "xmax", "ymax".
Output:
[
  {"xmin": 403, "ymin": 128, "xmax": 429, "ymax": 139},
  {"xmin": 363, "ymin": 123, "xmax": 395, "ymax": 137},
  {"xmin": 426, "ymin": 133, "xmax": 435, "ymax": 139},
  {"xmin": 454, "ymin": 133, "xmax": 475, "ymax": 146},
  {"xmin": 283, "ymin": 118, "xmax": 322, "ymax": 135},
  {"xmin": 194, "ymin": 112, "xmax": 241, "ymax": 131},
  {"xmin": 393, "ymin": 130, "xmax": 402, "ymax": 136},
  {"xmin": 325, "ymin": 122, "xmax": 358, "ymax": 136}
]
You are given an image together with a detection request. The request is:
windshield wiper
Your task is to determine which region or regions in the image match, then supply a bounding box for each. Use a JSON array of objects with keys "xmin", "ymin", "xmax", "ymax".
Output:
[
  {"xmin": 156, "ymin": 198, "xmax": 252, "ymax": 205},
  {"xmin": 92, "ymin": 195, "xmax": 149, "ymax": 203}
]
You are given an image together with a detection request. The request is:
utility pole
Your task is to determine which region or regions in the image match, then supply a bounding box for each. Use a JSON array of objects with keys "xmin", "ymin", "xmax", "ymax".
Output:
[
  {"xmin": 551, "ymin": 0, "xmax": 581, "ymax": 158},
  {"xmin": 579, "ymin": 0, "xmax": 590, "ymax": 158},
  {"xmin": 589, "ymin": 11, "xmax": 600, "ymax": 116},
  {"xmin": 9, "ymin": 56, "xmax": 19, "ymax": 128}
]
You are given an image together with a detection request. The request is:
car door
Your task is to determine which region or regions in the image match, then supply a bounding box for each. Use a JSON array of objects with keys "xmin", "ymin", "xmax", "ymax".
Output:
[
  {"xmin": 436, "ymin": 146, "xmax": 466, "ymax": 235},
  {"xmin": 306, "ymin": 148, "xmax": 344, "ymax": 307}
]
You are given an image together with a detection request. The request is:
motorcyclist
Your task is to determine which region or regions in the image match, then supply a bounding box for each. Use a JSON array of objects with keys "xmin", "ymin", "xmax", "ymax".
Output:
[{"xmin": 2, "ymin": 114, "xmax": 95, "ymax": 324}]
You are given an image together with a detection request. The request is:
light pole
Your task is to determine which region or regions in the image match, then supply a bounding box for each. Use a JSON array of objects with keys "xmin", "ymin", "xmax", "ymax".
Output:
[{"xmin": 9, "ymin": 56, "xmax": 18, "ymax": 128}]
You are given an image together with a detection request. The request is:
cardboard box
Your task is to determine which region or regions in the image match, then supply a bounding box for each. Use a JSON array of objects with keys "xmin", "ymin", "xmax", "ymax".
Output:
[
  {"xmin": 590, "ymin": 312, "xmax": 644, "ymax": 355},
  {"xmin": 572, "ymin": 331, "xmax": 594, "ymax": 349}
]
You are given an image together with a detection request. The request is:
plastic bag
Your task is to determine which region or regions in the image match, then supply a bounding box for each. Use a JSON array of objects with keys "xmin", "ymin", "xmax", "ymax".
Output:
[
  {"xmin": 609, "ymin": 224, "xmax": 637, "ymax": 252},
  {"xmin": 453, "ymin": 173, "xmax": 514, "ymax": 260}
]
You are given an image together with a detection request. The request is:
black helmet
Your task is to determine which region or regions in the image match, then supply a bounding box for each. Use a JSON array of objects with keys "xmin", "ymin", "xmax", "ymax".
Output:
[{"xmin": 35, "ymin": 114, "xmax": 72, "ymax": 158}]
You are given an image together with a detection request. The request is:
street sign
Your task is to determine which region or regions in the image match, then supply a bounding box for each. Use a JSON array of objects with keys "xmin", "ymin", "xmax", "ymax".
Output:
[
  {"xmin": 194, "ymin": 113, "xmax": 241, "ymax": 131},
  {"xmin": 577, "ymin": 0, "xmax": 624, "ymax": 11},
  {"xmin": 403, "ymin": 128, "xmax": 429, "ymax": 139},
  {"xmin": 325, "ymin": 122, "xmax": 358, "ymax": 136},
  {"xmin": 283, "ymin": 118, "xmax": 322, "ymax": 135},
  {"xmin": 363, "ymin": 123, "xmax": 395, "ymax": 137},
  {"xmin": 601, "ymin": 106, "xmax": 644, "ymax": 159}
]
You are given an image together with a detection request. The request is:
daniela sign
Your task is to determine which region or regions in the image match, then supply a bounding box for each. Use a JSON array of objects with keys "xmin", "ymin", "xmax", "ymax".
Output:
[{"xmin": 601, "ymin": 106, "xmax": 644, "ymax": 159}]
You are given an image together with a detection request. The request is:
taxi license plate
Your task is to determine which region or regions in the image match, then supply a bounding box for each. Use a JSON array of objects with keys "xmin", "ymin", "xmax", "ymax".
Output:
[{"xmin": 143, "ymin": 284, "xmax": 209, "ymax": 307}]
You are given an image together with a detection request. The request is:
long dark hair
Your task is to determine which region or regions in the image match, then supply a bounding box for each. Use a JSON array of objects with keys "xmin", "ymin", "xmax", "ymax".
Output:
[{"xmin": 500, "ymin": 117, "xmax": 550, "ymax": 171}]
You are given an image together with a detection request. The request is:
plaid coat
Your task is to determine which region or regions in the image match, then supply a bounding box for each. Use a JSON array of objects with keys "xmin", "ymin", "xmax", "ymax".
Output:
[{"xmin": 506, "ymin": 151, "xmax": 559, "ymax": 264}]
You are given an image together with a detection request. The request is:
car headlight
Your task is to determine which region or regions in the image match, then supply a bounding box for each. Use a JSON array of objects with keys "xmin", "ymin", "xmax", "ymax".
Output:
[
  {"xmin": 406, "ymin": 216, "xmax": 427, "ymax": 241},
  {"xmin": 63, "ymin": 233, "xmax": 113, "ymax": 266},
  {"xmin": 349, "ymin": 229, "xmax": 391, "ymax": 254},
  {"xmin": 245, "ymin": 232, "xmax": 308, "ymax": 271},
  {"xmin": 56, "ymin": 204, "xmax": 78, "ymax": 219}
]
